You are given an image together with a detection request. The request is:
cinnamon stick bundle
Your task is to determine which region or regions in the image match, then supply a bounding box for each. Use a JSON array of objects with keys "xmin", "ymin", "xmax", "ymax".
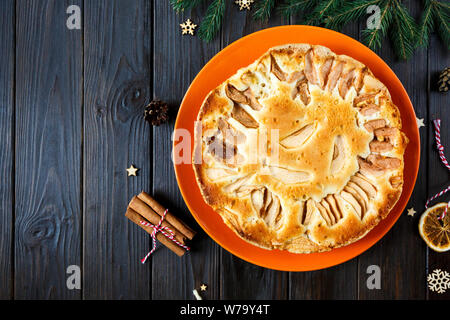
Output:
[
  {"xmin": 137, "ymin": 192, "xmax": 196, "ymax": 240},
  {"xmin": 125, "ymin": 208, "xmax": 186, "ymax": 257},
  {"xmin": 126, "ymin": 191, "xmax": 196, "ymax": 257}
]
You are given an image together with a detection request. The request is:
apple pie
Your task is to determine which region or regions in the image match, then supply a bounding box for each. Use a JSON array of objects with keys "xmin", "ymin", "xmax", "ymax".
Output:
[{"xmin": 193, "ymin": 44, "xmax": 408, "ymax": 253}]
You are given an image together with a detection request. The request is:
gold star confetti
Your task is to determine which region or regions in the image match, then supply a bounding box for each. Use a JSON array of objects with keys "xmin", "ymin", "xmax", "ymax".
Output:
[
  {"xmin": 126, "ymin": 165, "xmax": 139, "ymax": 177},
  {"xmin": 416, "ymin": 117, "xmax": 425, "ymax": 129},
  {"xmin": 235, "ymin": 0, "xmax": 254, "ymax": 10},
  {"xmin": 407, "ymin": 207, "xmax": 416, "ymax": 217},
  {"xmin": 200, "ymin": 284, "xmax": 207, "ymax": 291},
  {"xmin": 180, "ymin": 19, "xmax": 197, "ymax": 35}
]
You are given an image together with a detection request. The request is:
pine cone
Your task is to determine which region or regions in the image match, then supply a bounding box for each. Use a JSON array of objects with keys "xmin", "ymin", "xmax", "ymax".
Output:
[
  {"xmin": 144, "ymin": 100, "xmax": 169, "ymax": 126},
  {"xmin": 438, "ymin": 67, "xmax": 450, "ymax": 93}
]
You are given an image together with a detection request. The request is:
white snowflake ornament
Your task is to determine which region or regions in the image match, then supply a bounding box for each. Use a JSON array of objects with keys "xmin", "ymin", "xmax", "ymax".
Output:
[
  {"xmin": 235, "ymin": 0, "xmax": 254, "ymax": 11},
  {"xmin": 180, "ymin": 19, "xmax": 197, "ymax": 35},
  {"xmin": 427, "ymin": 269, "xmax": 450, "ymax": 294}
]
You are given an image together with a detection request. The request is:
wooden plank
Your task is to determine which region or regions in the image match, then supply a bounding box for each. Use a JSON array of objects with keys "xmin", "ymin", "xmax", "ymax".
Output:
[
  {"xmin": 15, "ymin": 0, "xmax": 82, "ymax": 299},
  {"xmin": 288, "ymin": 21, "xmax": 360, "ymax": 300},
  {"xmin": 291, "ymin": 258, "xmax": 359, "ymax": 299},
  {"xmin": 358, "ymin": 1, "xmax": 427, "ymax": 299},
  {"xmin": 427, "ymin": 33, "xmax": 450, "ymax": 300},
  {"xmin": 152, "ymin": 1, "xmax": 221, "ymax": 300},
  {"xmin": 0, "ymin": 0, "xmax": 14, "ymax": 300},
  {"xmin": 83, "ymin": 0, "xmax": 152, "ymax": 299},
  {"xmin": 220, "ymin": 6, "xmax": 289, "ymax": 300}
]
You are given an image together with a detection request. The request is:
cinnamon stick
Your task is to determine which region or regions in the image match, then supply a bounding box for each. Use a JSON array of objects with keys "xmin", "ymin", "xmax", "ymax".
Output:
[
  {"xmin": 125, "ymin": 208, "xmax": 186, "ymax": 257},
  {"xmin": 128, "ymin": 196, "xmax": 187, "ymax": 245},
  {"xmin": 137, "ymin": 191, "xmax": 196, "ymax": 240}
]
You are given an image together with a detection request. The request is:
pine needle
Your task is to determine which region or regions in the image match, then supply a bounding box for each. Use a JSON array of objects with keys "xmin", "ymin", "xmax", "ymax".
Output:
[
  {"xmin": 392, "ymin": 1, "xmax": 418, "ymax": 41},
  {"xmin": 325, "ymin": 0, "xmax": 380, "ymax": 30},
  {"xmin": 417, "ymin": 0, "xmax": 450, "ymax": 49},
  {"xmin": 198, "ymin": 0, "xmax": 226, "ymax": 42},
  {"xmin": 278, "ymin": 0, "xmax": 317, "ymax": 19},
  {"xmin": 388, "ymin": 0, "xmax": 417, "ymax": 59},
  {"xmin": 362, "ymin": 1, "xmax": 393, "ymax": 51},
  {"xmin": 417, "ymin": 0, "xmax": 435, "ymax": 47},
  {"xmin": 436, "ymin": 0, "xmax": 450, "ymax": 10},
  {"xmin": 433, "ymin": 1, "xmax": 450, "ymax": 49},
  {"xmin": 390, "ymin": 10, "xmax": 415, "ymax": 59},
  {"xmin": 170, "ymin": 0, "xmax": 204, "ymax": 12},
  {"xmin": 303, "ymin": 0, "xmax": 342, "ymax": 26},
  {"xmin": 253, "ymin": 0, "xmax": 277, "ymax": 21}
]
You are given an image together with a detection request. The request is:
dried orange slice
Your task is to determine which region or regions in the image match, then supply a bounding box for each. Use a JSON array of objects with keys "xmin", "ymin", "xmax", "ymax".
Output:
[{"xmin": 419, "ymin": 203, "xmax": 450, "ymax": 252}]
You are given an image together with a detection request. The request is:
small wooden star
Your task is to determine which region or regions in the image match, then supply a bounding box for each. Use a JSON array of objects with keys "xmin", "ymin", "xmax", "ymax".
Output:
[
  {"xmin": 416, "ymin": 117, "xmax": 425, "ymax": 129},
  {"xmin": 407, "ymin": 207, "xmax": 416, "ymax": 217},
  {"xmin": 180, "ymin": 19, "xmax": 197, "ymax": 35},
  {"xmin": 126, "ymin": 165, "xmax": 139, "ymax": 176},
  {"xmin": 200, "ymin": 284, "xmax": 207, "ymax": 291}
]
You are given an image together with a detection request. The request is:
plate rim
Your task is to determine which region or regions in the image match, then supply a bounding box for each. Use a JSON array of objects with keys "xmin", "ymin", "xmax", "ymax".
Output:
[{"xmin": 173, "ymin": 25, "xmax": 420, "ymax": 271}]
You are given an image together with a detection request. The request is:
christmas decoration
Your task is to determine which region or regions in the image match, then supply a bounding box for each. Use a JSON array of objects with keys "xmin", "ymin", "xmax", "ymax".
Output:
[
  {"xmin": 438, "ymin": 67, "xmax": 450, "ymax": 93},
  {"xmin": 180, "ymin": 18, "xmax": 197, "ymax": 35},
  {"xmin": 126, "ymin": 192, "xmax": 196, "ymax": 261},
  {"xmin": 419, "ymin": 203, "xmax": 450, "ymax": 252},
  {"xmin": 144, "ymin": 100, "xmax": 170, "ymax": 126},
  {"xmin": 200, "ymin": 284, "xmax": 207, "ymax": 291},
  {"xmin": 193, "ymin": 289, "xmax": 203, "ymax": 300},
  {"xmin": 407, "ymin": 207, "xmax": 416, "ymax": 217},
  {"xmin": 416, "ymin": 117, "xmax": 425, "ymax": 129},
  {"xmin": 170, "ymin": 0, "xmax": 450, "ymax": 60},
  {"xmin": 427, "ymin": 269, "xmax": 450, "ymax": 294},
  {"xmin": 126, "ymin": 165, "xmax": 139, "ymax": 176},
  {"xmin": 235, "ymin": 0, "xmax": 254, "ymax": 11},
  {"xmin": 139, "ymin": 209, "xmax": 191, "ymax": 263},
  {"xmin": 425, "ymin": 120, "xmax": 449, "ymax": 220}
]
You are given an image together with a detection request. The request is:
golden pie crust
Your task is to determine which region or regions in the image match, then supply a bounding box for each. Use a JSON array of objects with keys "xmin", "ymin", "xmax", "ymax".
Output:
[{"xmin": 193, "ymin": 44, "xmax": 408, "ymax": 253}]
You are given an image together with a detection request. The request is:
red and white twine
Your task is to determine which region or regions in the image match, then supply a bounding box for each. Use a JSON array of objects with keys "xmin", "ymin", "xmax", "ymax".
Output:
[
  {"xmin": 433, "ymin": 119, "xmax": 450, "ymax": 170},
  {"xmin": 425, "ymin": 119, "xmax": 449, "ymax": 220},
  {"xmin": 139, "ymin": 209, "xmax": 190, "ymax": 264}
]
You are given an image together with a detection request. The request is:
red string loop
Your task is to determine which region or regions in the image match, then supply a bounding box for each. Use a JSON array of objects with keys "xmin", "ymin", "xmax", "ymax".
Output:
[
  {"xmin": 139, "ymin": 209, "xmax": 190, "ymax": 263},
  {"xmin": 425, "ymin": 120, "xmax": 449, "ymax": 219}
]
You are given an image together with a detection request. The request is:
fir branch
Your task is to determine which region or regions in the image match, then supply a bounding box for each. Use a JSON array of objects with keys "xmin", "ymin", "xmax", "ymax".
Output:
[
  {"xmin": 387, "ymin": 0, "xmax": 418, "ymax": 59},
  {"xmin": 389, "ymin": 4, "xmax": 416, "ymax": 60},
  {"xmin": 433, "ymin": 1, "xmax": 450, "ymax": 49},
  {"xmin": 198, "ymin": 0, "xmax": 226, "ymax": 42},
  {"xmin": 417, "ymin": 0, "xmax": 450, "ymax": 49},
  {"xmin": 278, "ymin": 0, "xmax": 317, "ymax": 19},
  {"xmin": 171, "ymin": 0, "xmax": 449, "ymax": 60},
  {"xmin": 390, "ymin": 20, "xmax": 413, "ymax": 60},
  {"xmin": 325, "ymin": 0, "xmax": 380, "ymax": 30},
  {"xmin": 253, "ymin": 0, "xmax": 277, "ymax": 21},
  {"xmin": 436, "ymin": 0, "xmax": 450, "ymax": 10},
  {"xmin": 362, "ymin": 1, "xmax": 393, "ymax": 51},
  {"xmin": 392, "ymin": 0, "xmax": 418, "ymax": 41},
  {"xmin": 303, "ymin": 0, "xmax": 342, "ymax": 26},
  {"xmin": 170, "ymin": 0, "xmax": 204, "ymax": 12},
  {"xmin": 417, "ymin": 0, "xmax": 435, "ymax": 47}
]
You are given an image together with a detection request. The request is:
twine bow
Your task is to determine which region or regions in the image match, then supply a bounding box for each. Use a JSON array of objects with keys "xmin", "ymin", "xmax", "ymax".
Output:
[
  {"xmin": 425, "ymin": 119, "xmax": 449, "ymax": 220},
  {"xmin": 139, "ymin": 209, "xmax": 190, "ymax": 263}
]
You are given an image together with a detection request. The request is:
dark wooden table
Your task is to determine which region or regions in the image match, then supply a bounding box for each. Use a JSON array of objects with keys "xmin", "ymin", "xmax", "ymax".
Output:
[{"xmin": 0, "ymin": 0, "xmax": 448, "ymax": 300}]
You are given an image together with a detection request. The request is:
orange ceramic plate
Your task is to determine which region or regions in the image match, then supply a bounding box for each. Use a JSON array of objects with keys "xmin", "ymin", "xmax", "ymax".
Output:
[{"xmin": 173, "ymin": 26, "xmax": 420, "ymax": 271}]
